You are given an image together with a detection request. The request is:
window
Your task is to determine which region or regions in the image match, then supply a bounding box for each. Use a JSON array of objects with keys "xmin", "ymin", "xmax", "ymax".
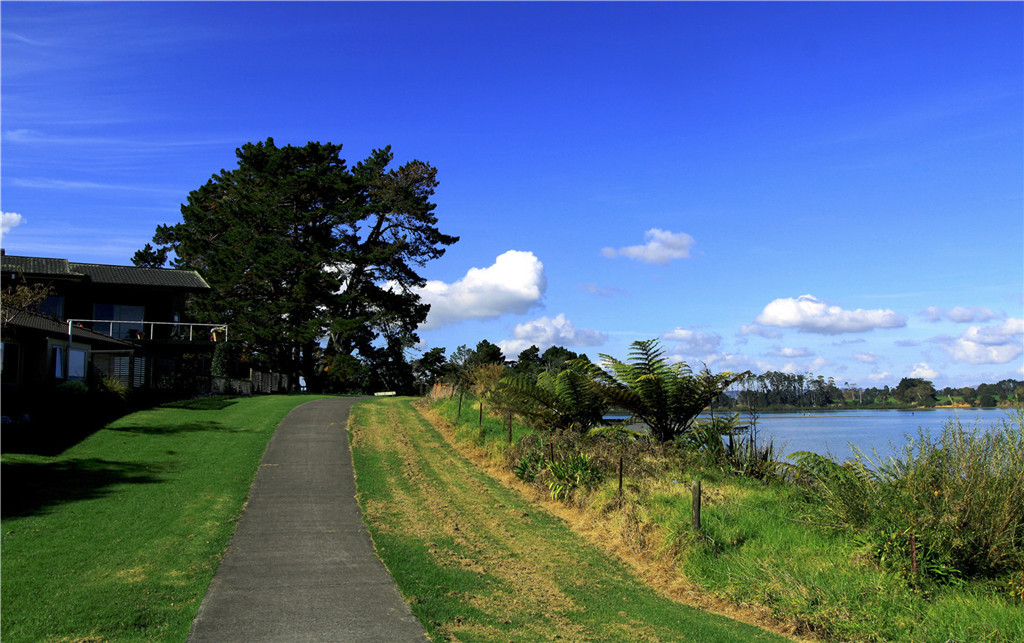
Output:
[
  {"xmin": 52, "ymin": 345, "xmax": 87, "ymax": 380},
  {"xmin": 93, "ymin": 304, "xmax": 145, "ymax": 339},
  {"xmin": 39, "ymin": 295, "xmax": 64, "ymax": 319}
]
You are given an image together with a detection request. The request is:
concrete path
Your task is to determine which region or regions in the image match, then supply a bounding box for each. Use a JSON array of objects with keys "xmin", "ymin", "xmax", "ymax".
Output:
[{"xmin": 187, "ymin": 398, "xmax": 427, "ymax": 642}]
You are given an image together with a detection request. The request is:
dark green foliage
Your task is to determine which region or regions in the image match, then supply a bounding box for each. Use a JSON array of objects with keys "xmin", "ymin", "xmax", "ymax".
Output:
[
  {"xmin": 894, "ymin": 377, "xmax": 937, "ymax": 406},
  {"xmin": 412, "ymin": 347, "xmax": 449, "ymax": 389},
  {"xmin": 149, "ymin": 138, "xmax": 457, "ymax": 392},
  {"xmin": 589, "ymin": 339, "xmax": 744, "ymax": 443},
  {"xmin": 547, "ymin": 453, "xmax": 605, "ymax": 500},
  {"xmin": 498, "ymin": 359, "xmax": 608, "ymax": 432},
  {"xmin": 130, "ymin": 242, "xmax": 169, "ymax": 268},
  {"xmin": 467, "ymin": 339, "xmax": 505, "ymax": 367}
]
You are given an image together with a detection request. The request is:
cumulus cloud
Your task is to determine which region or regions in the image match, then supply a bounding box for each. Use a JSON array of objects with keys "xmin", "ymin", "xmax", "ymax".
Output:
[
  {"xmin": 910, "ymin": 363, "xmax": 939, "ymax": 378},
  {"xmin": 940, "ymin": 318, "xmax": 1024, "ymax": 365},
  {"xmin": 867, "ymin": 372, "xmax": 893, "ymax": 382},
  {"xmin": 2, "ymin": 211, "xmax": 24, "ymax": 234},
  {"xmin": 601, "ymin": 228, "xmax": 695, "ymax": 265},
  {"xmin": 415, "ymin": 250, "xmax": 546, "ymax": 329},
  {"xmin": 755, "ymin": 294, "xmax": 906, "ymax": 335},
  {"xmin": 662, "ymin": 328, "xmax": 722, "ymax": 356},
  {"xmin": 499, "ymin": 313, "xmax": 607, "ymax": 358},
  {"xmin": 921, "ymin": 305, "xmax": 1000, "ymax": 323}
]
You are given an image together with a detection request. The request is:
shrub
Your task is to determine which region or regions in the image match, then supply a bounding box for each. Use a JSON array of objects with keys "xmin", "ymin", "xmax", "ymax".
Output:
[
  {"xmin": 547, "ymin": 452, "xmax": 605, "ymax": 501},
  {"xmin": 793, "ymin": 409, "xmax": 1024, "ymax": 581}
]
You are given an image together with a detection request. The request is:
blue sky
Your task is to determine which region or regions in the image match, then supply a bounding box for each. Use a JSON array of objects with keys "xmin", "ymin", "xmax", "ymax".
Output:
[{"xmin": 2, "ymin": 2, "xmax": 1021, "ymax": 389}]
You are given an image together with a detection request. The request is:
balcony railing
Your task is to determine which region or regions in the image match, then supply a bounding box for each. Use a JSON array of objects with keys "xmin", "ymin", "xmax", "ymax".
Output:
[{"xmin": 67, "ymin": 319, "xmax": 229, "ymax": 343}]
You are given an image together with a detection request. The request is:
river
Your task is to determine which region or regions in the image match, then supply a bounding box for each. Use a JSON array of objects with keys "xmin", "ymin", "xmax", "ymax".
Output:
[{"xmin": 731, "ymin": 407, "xmax": 1015, "ymax": 462}]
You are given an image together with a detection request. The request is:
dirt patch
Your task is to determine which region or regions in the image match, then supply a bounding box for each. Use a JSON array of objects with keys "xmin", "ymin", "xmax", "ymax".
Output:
[{"xmin": 415, "ymin": 400, "xmax": 816, "ymax": 642}]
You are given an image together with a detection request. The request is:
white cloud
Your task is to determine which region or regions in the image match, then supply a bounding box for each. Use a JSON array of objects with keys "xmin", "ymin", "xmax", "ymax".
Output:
[
  {"xmin": 921, "ymin": 305, "xmax": 1000, "ymax": 323},
  {"xmin": 755, "ymin": 294, "xmax": 907, "ymax": 335},
  {"xmin": 498, "ymin": 313, "xmax": 607, "ymax": 358},
  {"xmin": 662, "ymin": 328, "xmax": 722, "ymax": 356},
  {"xmin": 941, "ymin": 318, "xmax": 1024, "ymax": 365},
  {"xmin": 738, "ymin": 324, "xmax": 781, "ymax": 339},
  {"xmin": 910, "ymin": 363, "xmax": 939, "ymax": 378},
  {"xmin": 1, "ymin": 211, "xmax": 24, "ymax": 234},
  {"xmin": 853, "ymin": 351, "xmax": 882, "ymax": 364},
  {"xmin": 866, "ymin": 372, "xmax": 893, "ymax": 382},
  {"xmin": 767, "ymin": 346, "xmax": 814, "ymax": 358},
  {"xmin": 415, "ymin": 250, "xmax": 546, "ymax": 330},
  {"xmin": 602, "ymin": 228, "xmax": 694, "ymax": 265}
]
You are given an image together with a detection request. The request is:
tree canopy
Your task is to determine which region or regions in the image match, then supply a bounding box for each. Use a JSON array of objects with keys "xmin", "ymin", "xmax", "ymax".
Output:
[{"xmin": 146, "ymin": 138, "xmax": 458, "ymax": 392}]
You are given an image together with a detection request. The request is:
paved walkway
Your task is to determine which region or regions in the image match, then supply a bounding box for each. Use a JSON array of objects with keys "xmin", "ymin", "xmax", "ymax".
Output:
[{"xmin": 187, "ymin": 398, "xmax": 427, "ymax": 642}]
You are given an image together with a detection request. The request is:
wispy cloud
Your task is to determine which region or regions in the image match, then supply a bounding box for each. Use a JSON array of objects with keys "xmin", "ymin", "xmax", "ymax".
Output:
[
  {"xmin": 662, "ymin": 327, "xmax": 722, "ymax": 356},
  {"xmin": 10, "ymin": 177, "xmax": 181, "ymax": 195},
  {"xmin": 3, "ymin": 129, "xmax": 232, "ymax": 150},
  {"xmin": 921, "ymin": 305, "xmax": 1001, "ymax": 323},
  {"xmin": 602, "ymin": 228, "xmax": 695, "ymax": 265}
]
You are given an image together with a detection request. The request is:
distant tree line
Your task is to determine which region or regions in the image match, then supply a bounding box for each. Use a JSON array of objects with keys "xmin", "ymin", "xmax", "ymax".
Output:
[{"xmin": 710, "ymin": 370, "xmax": 1023, "ymax": 411}]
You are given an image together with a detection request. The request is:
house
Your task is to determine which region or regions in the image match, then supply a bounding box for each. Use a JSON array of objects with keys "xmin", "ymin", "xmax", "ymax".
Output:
[{"xmin": 1, "ymin": 251, "xmax": 225, "ymax": 402}]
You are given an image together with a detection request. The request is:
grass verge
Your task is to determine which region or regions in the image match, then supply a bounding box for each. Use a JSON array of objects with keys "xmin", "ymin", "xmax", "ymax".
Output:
[
  {"xmin": 348, "ymin": 396, "xmax": 787, "ymax": 642},
  {"xmin": 429, "ymin": 393, "xmax": 1024, "ymax": 643},
  {"xmin": 1, "ymin": 393, "xmax": 330, "ymax": 642}
]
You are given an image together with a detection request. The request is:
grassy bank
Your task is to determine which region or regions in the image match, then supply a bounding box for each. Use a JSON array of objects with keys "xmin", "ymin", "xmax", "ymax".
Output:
[
  {"xmin": 347, "ymin": 396, "xmax": 787, "ymax": 641},
  {"xmin": 429, "ymin": 393, "xmax": 1024, "ymax": 642},
  {"xmin": 1, "ymin": 394, "xmax": 330, "ymax": 642}
]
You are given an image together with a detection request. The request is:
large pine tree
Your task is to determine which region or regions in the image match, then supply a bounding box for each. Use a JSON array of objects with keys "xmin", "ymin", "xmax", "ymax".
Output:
[{"xmin": 149, "ymin": 138, "xmax": 458, "ymax": 392}]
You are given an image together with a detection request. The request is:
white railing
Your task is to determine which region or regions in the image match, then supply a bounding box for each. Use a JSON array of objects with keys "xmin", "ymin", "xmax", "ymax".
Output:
[{"xmin": 67, "ymin": 319, "xmax": 229, "ymax": 343}]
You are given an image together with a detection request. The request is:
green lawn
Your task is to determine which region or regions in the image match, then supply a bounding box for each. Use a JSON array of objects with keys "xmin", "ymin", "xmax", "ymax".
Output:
[
  {"xmin": 1, "ymin": 394, "xmax": 330, "ymax": 642},
  {"xmin": 349, "ymin": 397, "xmax": 787, "ymax": 642}
]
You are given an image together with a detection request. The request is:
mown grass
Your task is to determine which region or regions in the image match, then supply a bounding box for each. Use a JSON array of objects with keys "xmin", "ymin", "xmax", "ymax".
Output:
[
  {"xmin": 430, "ymin": 393, "xmax": 1024, "ymax": 643},
  {"xmin": 1, "ymin": 394, "xmax": 330, "ymax": 642},
  {"xmin": 348, "ymin": 396, "xmax": 787, "ymax": 642}
]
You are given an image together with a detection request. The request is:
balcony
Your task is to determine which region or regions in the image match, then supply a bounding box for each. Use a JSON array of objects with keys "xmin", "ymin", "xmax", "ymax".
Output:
[{"xmin": 66, "ymin": 319, "xmax": 228, "ymax": 344}]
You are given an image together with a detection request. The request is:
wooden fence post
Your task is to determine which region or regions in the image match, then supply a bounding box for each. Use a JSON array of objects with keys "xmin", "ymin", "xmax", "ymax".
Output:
[
  {"xmin": 692, "ymin": 479, "xmax": 702, "ymax": 531},
  {"xmin": 507, "ymin": 412, "xmax": 513, "ymax": 443},
  {"xmin": 457, "ymin": 392, "xmax": 463, "ymax": 423},
  {"xmin": 479, "ymin": 402, "xmax": 483, "ymax": 428},
  {"xmin": 618, "ymin": 455, "xmax": 623, "ymax": 497}
]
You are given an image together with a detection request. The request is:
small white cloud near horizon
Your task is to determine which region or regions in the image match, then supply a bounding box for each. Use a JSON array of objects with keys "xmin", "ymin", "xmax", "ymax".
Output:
[
  {"xmin": 601, "ymin": 228, "xmax": 695, "ymax": 265},
  {"xmin": 910, "ymin": 363, "xmax": 939, "ymax": 379},
  {"xmin": 940, "ymin": 317, "xmax": 1024, "ymax": 365},
  {"xmin": 498, "ymin": 313, "xmax": 607, "ymax": 358},
  {"xmin": 921, "ymin": 305, "xmax": 1001, "ymax": 323},
  {"xmin": 866, "ymin": 371, "xmax": 893, "ymax": 382},
  {"xmin": 767, "ymin": 346, "xmax": 814, "ymax": 358},
  {"xmin": 738, "ymin": 324, "xmax": 781, "ymax": 339},
  {"xmin": 662, "ymin": 327, "xmax": 722, "ymax": 356},
  {"xmin": 853, "ymin": 351, "xmax": 882, "ymax": 364},
  {"xmin": 756, "ymin": 294, "xmax": 907, "ymax": 335},
  {"xmin": 1, "ymin": 211, "xmax": 24, "ymax": 235},
  {"xmin": 415, "ymin": 250, "xmax": 546, "ymax": 330}
]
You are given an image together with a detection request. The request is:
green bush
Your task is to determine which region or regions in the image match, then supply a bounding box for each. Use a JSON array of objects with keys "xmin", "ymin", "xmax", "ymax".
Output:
[{"xmin": 792, "ymin": 409, "xmax": 1024, "ymax": 582}]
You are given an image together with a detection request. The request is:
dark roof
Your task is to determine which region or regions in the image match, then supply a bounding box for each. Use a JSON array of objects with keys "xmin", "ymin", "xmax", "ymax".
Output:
[
  {"xmin": 69, "ymin": 263, "xmax": 209, "ymax": 289},
  {"xmin": 2, "ymin": 255, "xmax": 82, "ymax": 277},
  {"xmin": 1, "ymin": 254, "xmax": 208, "ymax": 290},
  {"xmin": 5, "ymin": 310, "xmax": 134, "ymax": 347}
]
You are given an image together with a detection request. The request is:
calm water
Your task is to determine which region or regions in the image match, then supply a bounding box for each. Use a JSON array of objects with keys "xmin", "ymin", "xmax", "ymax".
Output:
[{"xmin": 735, "ymin": 408, "xmax": 1014, "ymax": 461}]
